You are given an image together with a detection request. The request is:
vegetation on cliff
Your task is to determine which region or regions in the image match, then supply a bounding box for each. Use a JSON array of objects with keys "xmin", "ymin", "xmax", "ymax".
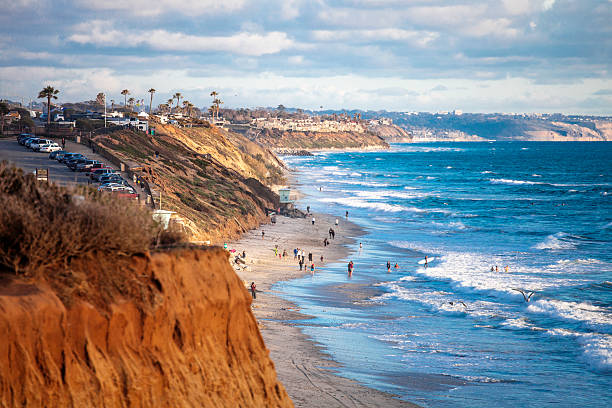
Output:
[
  {"xmin": 94, "ymin": 123, "xmax": 282, "ymax": 242},
  {"xmin": 0, "ymin": 166, "xmax": 292, "ymax": 406},
  {"xmin": 246, "ymin": 127, "xmax": 389, "ymax": 150}
]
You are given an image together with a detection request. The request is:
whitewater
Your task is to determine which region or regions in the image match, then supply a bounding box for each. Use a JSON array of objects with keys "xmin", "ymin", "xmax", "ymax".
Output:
[{"xmin": 277, "ymin": 142, "xmax": 612, "ymax": 407}]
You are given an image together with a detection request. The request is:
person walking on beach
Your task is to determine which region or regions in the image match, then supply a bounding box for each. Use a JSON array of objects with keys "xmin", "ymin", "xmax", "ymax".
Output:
[
  {"xmin": 329, "ymin": 228, "xmax": 333, "ymax": 239},
  {"xmin": 250, "ymin": 282, "xmax": 257, "ymax": 299},
  {"xmin": 294, "ymin": 248, "xmax": 298, "ymax": 260},
  {"xmin": 261, "ymin": 230, "xmax": 265, "ymax": 239},
  {"xmin": 310, "ymin": 263, "xmax": 315, "ymax": 273},
  {"xmin": 307, "ymin": 205, "xmax": 310, "ymax": 213},
  {"xmin": 299, "ymin": 258, "xmax": 303, "ymax": 271},
  {"xmin": 320, "ymin": 255, "xmax": 324, "ymax": 262},
  {"xmin": 335, "ymin": 218, "xmax": 339, "ymax": 226},
  {"xmin": 331, "ymin": 228, "xmax": 335, "ymax": 239},
  {"xmin": 312, "ymin": 216, "xmax": 316, "ymax": 225},
  {"xmin": 61, "ymin": 137, "xmax": 65, "ymax": 150},
  {"xmin": 308, "ymin": 252, "xmax": 313, "ymax": 262},
  {"xmin": 387, "ymin": 261, "xmax": 391, "ymax": 272}
]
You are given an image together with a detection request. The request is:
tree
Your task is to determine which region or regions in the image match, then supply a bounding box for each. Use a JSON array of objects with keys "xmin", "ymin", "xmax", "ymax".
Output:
[
  {"xmin": 0, "ymin": 101, "xmax": 9, "ymax": 135},
  {"xmin": 277, "ymin": 104, "xmax": 286, "ymax": 112},
  {"xmin": 173, "ymin": 92, "xmax": 182, "ymax": 112},
  {"xmin": 127, "ymin": 97, "xmax": 135, "ymax": 111},
  {"xmin": 121, "ymin": 89, "xmax": 130, "ymax": 108},
  {"xmin": 148, "ymin": 88, "xmax": 156, "ymax": 114},
  {"xmin": 37, "ymin": 85, "xmax": 59, "ymax": 128},
  {"xmin": 110, "ymin": 99, "xmax": 115, "ymax": 111},
  {"xmin": 213, "ymin": 98, "xmax": 223, "ymax": 120}
]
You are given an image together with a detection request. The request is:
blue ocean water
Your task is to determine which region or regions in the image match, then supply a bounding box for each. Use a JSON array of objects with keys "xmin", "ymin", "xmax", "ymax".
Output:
[{"xmin": 277, "ymin": 142, "xmax": 612, "ymax": 407}]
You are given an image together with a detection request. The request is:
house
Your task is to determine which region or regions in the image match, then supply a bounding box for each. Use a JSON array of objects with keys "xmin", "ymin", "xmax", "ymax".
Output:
[
  {"xmin": 137, "ymin": 111, "xmax": 149, "ymax": 119},
  {"xmin": 5, "ymin": 111, "xmax": 21, "ymax": 122}
]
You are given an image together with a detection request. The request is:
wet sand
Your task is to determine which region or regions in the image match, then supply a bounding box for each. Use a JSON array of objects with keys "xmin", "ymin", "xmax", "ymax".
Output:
[{"xmin": 231, "ymin": 212, "xmax": 419, "ymax": 407}]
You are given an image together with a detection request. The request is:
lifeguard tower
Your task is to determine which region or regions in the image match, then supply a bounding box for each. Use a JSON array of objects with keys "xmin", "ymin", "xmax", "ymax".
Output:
[{"xmin": 278, "ymin": 187, "xmax": 295, "ymax": 214}]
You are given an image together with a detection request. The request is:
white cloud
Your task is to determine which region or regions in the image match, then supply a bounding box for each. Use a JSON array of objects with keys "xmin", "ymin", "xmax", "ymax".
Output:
[
  {"xmin": 68, "ymin": 21, "xmax": 294, "ymax": 56},
  {"xmin": 288, "ymin": 55, "xmax": 304, "ymax": 64},
  {"xmin": 312, "ymin": 28, "xmax": 439, "ymax": 46},
  {"xmin": 72, "ymin": 0, "xmax": 247, "ymax": 17}
]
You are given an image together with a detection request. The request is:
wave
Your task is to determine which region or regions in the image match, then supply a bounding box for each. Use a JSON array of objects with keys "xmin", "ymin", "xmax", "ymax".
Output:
[
  {"xmin": 489, "ymin": 178, "xmax": 612, "ymax": 188},
  {"xmin": 527, "ymin": 299, "xmax": 612, "ymax": 334},
  {"xmin": 319, "ymin": 197, "xmax": 407, "ymax": 212},
  {"xmin": 533, "ymin": 232, "xmax": 580, "ymax": 250},
  {"xmin": 353, "ymin": 190, "xmax": 433, "ymax": 200},
  {"xmin": 481, "ymin": 171, "xmax": 495, "ymax": 174}
]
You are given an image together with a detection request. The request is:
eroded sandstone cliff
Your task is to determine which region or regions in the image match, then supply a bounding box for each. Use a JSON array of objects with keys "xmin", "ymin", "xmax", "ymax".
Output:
[{"xmin": 0, "ymin": 247, "xmax": 292, "ymax": 407}]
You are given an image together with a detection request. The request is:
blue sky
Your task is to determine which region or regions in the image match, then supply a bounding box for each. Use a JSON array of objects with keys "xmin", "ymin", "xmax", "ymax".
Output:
[{"xmin": 1, "ymin": 0, "xmax": 610, "ymax": 114}]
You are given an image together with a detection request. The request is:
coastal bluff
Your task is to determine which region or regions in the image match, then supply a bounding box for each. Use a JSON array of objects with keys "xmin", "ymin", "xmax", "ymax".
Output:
[{"xmin": 0, "ymin": 247, "xmax": 292, "ymax": 407}]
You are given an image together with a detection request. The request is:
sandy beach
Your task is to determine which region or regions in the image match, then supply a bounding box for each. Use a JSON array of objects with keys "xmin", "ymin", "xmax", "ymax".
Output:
[{"xmin": 230, "ymin": 212, "xmax": 418, "ymax": 407}]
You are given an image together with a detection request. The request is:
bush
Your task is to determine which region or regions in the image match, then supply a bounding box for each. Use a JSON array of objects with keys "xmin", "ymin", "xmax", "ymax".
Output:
[{"xmin": 0, "ymin": 162, "xmax": 182, "ymax": 277}]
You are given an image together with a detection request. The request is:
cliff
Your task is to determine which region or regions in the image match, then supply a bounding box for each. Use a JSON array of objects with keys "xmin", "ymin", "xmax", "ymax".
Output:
[
  {"xmin": 245, "ymin": 127, "xmax": 389, "ymax": 150},
  {"xmin": 367, "ymin": 123, "xmax": 413, "ymax": 142},
  {"xmin": 95, "ymin": 124, "xmax": 282, "ymax": 242},
  {"xmin": 0, "ymin": 247, "xmax": 293, "ymax": 407}
]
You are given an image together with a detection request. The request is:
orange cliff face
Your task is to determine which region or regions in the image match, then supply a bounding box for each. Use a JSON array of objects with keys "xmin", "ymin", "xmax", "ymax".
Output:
[{"xmin": 0, "ymin": 247, "xmax": 292, "ymax": 407}]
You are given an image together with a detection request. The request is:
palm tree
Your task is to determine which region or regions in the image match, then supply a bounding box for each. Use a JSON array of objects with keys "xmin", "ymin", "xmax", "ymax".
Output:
[
  {"xmin": 173, "ymin": 92, "xmax": 182, "ymax": 112},
  {"xmin": 37, "ymin": 85, "xmax": 59, "ymax": 128},
  {"xmin": 128, "ymin": 97, "xmax": 135, "ymax": 111},
  {"xmin": 121, "ymin": 89, "xmax": 130, "ymax": 108},
  {"xmin": 148, "ymin": 88, "xmax": 156, "ymax": 114},
  {"xmin": 110, "ymin": 99, "xmax": 115, "ymax": 111},
  {"xmin": 213, "ymin": 98, "xmax": 223, "ymax": 120}
]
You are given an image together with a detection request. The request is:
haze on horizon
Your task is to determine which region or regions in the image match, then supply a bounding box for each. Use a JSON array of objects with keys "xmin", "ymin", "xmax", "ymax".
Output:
[{"xmin": 1, "ymin": 0, "xmax": 610, "ymax": 115}]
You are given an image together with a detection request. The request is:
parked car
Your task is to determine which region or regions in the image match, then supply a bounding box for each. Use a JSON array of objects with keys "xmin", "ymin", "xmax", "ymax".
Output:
[
  {"xmin": 38, "ymin": 143, "xmax": 62, "ymax": 153},
  {"xmin": 67, "ymin": 158, "xmax": 89, "ymax": 170},
  {"xmin": 49, "ymin": 150, "xmax": 66, "ymax": 159},
  {"xmin": 17, "ymin": 133, "xmax": 34, "ymax": 144},
  {"xmin": 30, "ymin": 139, "xmax": 54, "ymax": 151},
  {"xmin": 98, "ymin": 174, "xmax": 125, "ymax": 184},
  {"xmin": 58, "ymin": 153, "xmax": 84, "ymax": 163},
  {"xmin": 76, "ymin": 160, "xmax": 100, "ymax": 172},
  {"xmin": 25, "ymin": 138, "xmax": 44, "ymax": 148},
  {"xmin": 91, "ymin": 168, "xmax": 117, "ymax": 181},
  {"xmin": 84, "ymin": 163, "xmax": 109, "ymax": 173}
]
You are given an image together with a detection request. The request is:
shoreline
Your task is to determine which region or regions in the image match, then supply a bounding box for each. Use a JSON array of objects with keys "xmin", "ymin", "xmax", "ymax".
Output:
[{"xmin": 230, "ymin": 210, "xmax": 419, "ymax": 407}]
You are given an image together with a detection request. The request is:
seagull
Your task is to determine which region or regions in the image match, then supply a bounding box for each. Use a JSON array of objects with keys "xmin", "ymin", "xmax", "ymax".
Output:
[
  {"xmin": 448, "ymin": 301, "xmax": 468, "ymax": 310},
  {"xmin": 513, "ymin": 288, "xmax": 536, "ymax": 302}
]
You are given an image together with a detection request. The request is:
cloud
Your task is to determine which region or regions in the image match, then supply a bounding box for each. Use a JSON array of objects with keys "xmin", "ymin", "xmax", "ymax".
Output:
[
  {"xmin": 72, "ymin": 0, "xmax": 247, "ymax": 17},
  {"xmin": 593, "ymin": 89, "xmax": 612, "ymax": 95},
  {"xmin": 311, "ymin": 28, "xmax": 439, "ymax": 46},
  {"xmin": 68, "ymin": 21, "xmax": 294, "ymax": 56}
]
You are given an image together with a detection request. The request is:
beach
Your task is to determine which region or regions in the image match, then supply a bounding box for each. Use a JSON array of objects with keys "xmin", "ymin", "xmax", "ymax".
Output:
[{"xmin": 230, "ymin": 212, "xmax": 418, "ymax": 407}]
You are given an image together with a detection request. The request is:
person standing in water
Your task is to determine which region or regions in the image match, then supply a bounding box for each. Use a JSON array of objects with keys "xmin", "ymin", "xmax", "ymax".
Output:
[
  {"xmin": 310, "ymin": 263, "xmax": 315, "ymax": 273},
  {"xmin": 250, "ymin": 282, "xmax": 257, "ymax": 299},
  {"xmin": 345, "ymin": 211, "xmax": 349, "ymax": 219},
  {"xmin": 387, "ymin": 261, "xmax": 391, "ymax": 272}
]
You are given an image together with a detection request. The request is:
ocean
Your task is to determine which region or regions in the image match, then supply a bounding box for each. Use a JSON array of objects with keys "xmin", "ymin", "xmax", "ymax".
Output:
[{"xmin": 277, "ymin": 142, "xmax": 612, "ymax": 407}]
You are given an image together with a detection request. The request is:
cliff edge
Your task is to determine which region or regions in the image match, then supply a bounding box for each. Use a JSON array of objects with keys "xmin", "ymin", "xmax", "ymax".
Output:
[{"xmin": 0, "ymin": 247, "xmax": 292, "ymax": 407}]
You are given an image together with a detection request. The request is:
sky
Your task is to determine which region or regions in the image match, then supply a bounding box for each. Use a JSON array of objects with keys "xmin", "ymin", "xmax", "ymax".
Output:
[{"xmin": 0, "ymin": 0, "xmax": 611, "ymax": 114}]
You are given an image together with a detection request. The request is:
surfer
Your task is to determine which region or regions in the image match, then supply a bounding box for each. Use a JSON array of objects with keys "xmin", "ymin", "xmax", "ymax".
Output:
[
  {"xmin": 394, "ymin": 263, "xmax": 399, "ymax": 270},
  {"xmin": 424, "ymin": 255, "xmax": 428, "ymax": 266},
  {"xmin": 505, "ymin": 265, "xmax": 509, "ymax": 273}
]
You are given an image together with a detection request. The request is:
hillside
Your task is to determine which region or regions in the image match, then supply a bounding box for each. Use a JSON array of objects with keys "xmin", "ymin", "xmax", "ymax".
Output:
[
  {"xmin": 385, "ymin": 112, "xmax": 612, "ymax": 142},
  {"xmin": 0, "ymin": 247, "xmax": 292, "ymax": 407},
  {"xmin": 0, "ymin": 165, "xmax": 292, "ymax": 407},
  {"xmin": 245, "ymin": 127, "xmax": 389, "ymax": 150},
  {"xmin": 95, "ymin": 123, "xmax": 283, "ymax": 242}
]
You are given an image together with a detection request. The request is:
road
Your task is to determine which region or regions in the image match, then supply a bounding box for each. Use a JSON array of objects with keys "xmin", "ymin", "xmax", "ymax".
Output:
[{"xmin": 0, "ymin": 137, "xmax": 140, "ymax": 196}]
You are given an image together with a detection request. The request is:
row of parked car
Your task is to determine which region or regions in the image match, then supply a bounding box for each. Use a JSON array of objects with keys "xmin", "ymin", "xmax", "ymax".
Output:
[
  {"xmin": 16, "ymin": 133, "xmax": 138, "ymax": 197},
  {"xmin": 17, "ymin": 133, "xmax": 62, "ymax": 152}
]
